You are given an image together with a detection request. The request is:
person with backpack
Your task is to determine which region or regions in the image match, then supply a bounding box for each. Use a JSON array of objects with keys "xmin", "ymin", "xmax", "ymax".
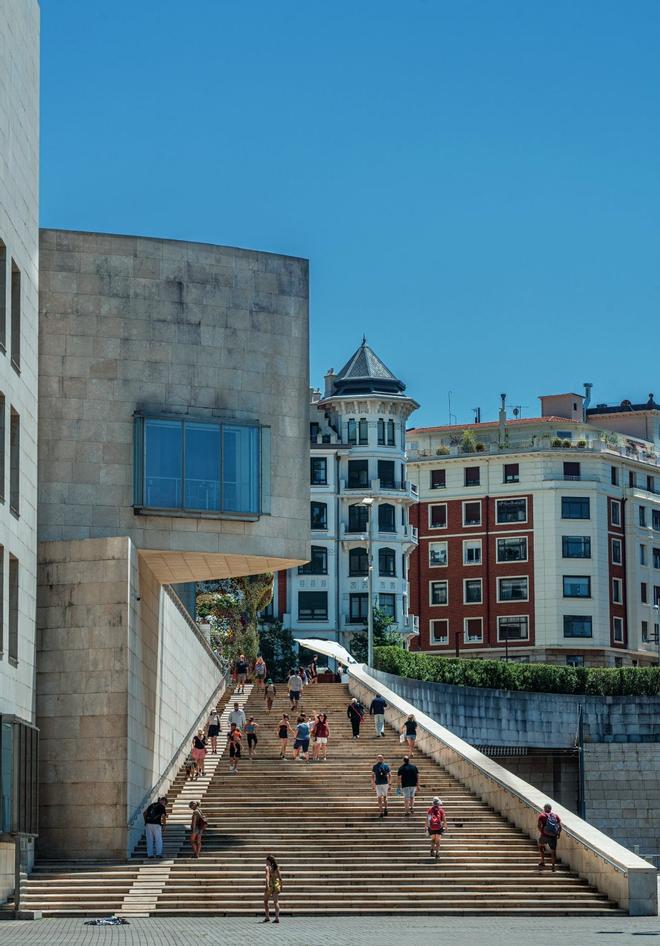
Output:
[
  {"xmin": 264, "ymin": 679, "xmax": 277, "ymax": 713},
  {"xmin": 369, "ymin": 693, "xmax": 387, "ymax": 738},
  {"xmin": 263, "ymin": 854, "xmax": 283, "ymax": 923},
  {"xmin": 143, "ymin": 795, "xmax": 168, "ymax": 859},
  {"xmin": 347, "ymin": 698, "xmax": 364, "ymax": 739},
  {"xmin": 371, "ymin": 754, "xmax": 391, "ymax": 818},
  {"xmin": 188, "ymin": 801, "xmax": 207, "ymax": 858},
  {"xmin": 426, "ymin": 796, "xmax": 446, "ymax": 859},
  {"xmin": 538, "ymin": 803, "xmax": 562, "ymax": 871}
]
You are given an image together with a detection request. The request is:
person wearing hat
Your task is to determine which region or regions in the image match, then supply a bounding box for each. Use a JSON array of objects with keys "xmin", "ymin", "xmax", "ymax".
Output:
[
  {"xmin": 143, "ymin": 795, "xmax": 168, "ymax": 859},
  {"xmin": 426, "ymin": 796, "xmax": 447, "ymax": 860}
]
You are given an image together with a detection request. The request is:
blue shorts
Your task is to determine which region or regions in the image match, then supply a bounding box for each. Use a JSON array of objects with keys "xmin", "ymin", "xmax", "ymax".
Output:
[{"xmin": 294, "ymin": 739, "xmax": 309, "ymax": 752}]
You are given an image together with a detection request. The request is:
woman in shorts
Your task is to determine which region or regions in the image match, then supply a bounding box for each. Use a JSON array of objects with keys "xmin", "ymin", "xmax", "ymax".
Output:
[
  {"xmin": 426, "ymin": 796, "xmax": 446, "ymax": 860},
  {"xmin": 188, "ymin": 800, "xmax": 207, "ymax": 858},
  {"xmin": 313, "ymin": 713, "xmax": 329, "ymax": 761},
  {"xmin": 245, "ymin": 716, "xmax": 259, "ymax": 759},
  {"xmin": 263, "ymin": 854, "xmax": 282, "ymax": 923},
  {"xmin": 228, "ymin": 723, "xmax": 242, "ymax": 774},
  {"xmin": 191, "ymin": 729, "xmax": 207, "ymax": 779},
  {"xmin": 401, "ymin": 714, "xmax": 418, "ymax": 755},
  {"xmin": 206, "ymin": 708, "xmax": 221, "ymax": 754},
  {"xmin": 277, "ymin": 713, "xmax": 293, "ymax": 759},
  {"xmin": 292, "ymin": 715, "xmax": 310, "ymax": 761},
  {"xmin": 254, "ymin": 656, "xmax": 267, "ymax": 690}
]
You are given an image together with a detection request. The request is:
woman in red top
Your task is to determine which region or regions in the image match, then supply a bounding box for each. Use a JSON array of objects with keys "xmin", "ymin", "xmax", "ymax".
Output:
[
  {"xmin": 312, "ymin": 713, "xmax": 329, "ymax": 761},
  {"xmin": 426, "ymin": 796, "xmax": 447, "ymax": 860}
]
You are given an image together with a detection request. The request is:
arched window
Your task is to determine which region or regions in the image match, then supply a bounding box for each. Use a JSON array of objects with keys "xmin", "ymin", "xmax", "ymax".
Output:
[
  {"xmin": 378, "ymin": 503, "xmax": 396, "ymax": 532},
  {"xmin": 379, "ymin": 547, "xmax": 396, "ymax": 577},
  {"xmin": 348, "ymin": 503, "xmax": 368, "ymax": 532},
  {"xmin": 347, "ymin": 419, "xmax": 357, "ymax": 444},
  {"xmin": 387, "ymin": 419, "xmax": 395, "ymax": 446},
  {"xmin": 349, "ymin": 547, "xmax": 369, "ymax": 576},
  {"xmin": 358, "ymin": 418, "xmax": 368, "ymax": 445},
  {"xmin": 377, "ymin": 418, "xmax": 385, "ymax": 445}
]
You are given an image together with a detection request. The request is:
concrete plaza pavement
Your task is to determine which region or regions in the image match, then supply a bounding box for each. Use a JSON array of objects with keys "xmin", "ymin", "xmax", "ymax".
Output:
[{"xmin": 1, "ymin": 915, "xmax": 660, "ymax": 946}]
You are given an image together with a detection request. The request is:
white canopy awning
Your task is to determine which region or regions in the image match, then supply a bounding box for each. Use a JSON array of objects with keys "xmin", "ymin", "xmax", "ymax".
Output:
[{"xmin": 294, "ymin": 638, "xmax": 357, "ymax": 667}]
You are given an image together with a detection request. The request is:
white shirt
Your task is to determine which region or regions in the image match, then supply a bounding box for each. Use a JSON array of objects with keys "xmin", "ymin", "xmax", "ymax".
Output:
[
  {"xmin": 228, "ymin": 709, "xmax": 246, "ymax": 729},
  {"xmin": 288, "ymin": 675, "xmax": 303, "ymax": 691}
]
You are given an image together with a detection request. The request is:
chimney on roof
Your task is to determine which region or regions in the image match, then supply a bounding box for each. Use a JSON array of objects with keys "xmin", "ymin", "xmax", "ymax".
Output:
[
  {"xmin": 324, "ymin": 369, "xmax": 335, "ymax": 398},
  {"xmin": 498, "ymin": 394, "xmax": 507, "ymax": 446},
  {"xmin": 310, "ymin": 387, "xmax": 322, "ymax": 403},
  {"xmin": 583, "ymin": 382, "xmax": 593, "ymax": 414}
]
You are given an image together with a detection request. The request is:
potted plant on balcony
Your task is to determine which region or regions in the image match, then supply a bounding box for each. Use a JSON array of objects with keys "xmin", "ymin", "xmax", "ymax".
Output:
[
  {"xmin": 475, "ymin": 441, "xmax": 486, "ymax": 452},
  {"xmin": 551, "ymin": 437, "xmax": 563, "ymax": 447},
  {"xmin": 576, "ymin": 439, "xmax": 587, "ymax": 448},
  {"xmin": 460, "ymin": 430, "xmax": 477, "ymax": 453}
]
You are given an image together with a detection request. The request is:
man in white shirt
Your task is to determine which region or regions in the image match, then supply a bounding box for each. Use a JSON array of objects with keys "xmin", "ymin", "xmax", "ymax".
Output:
[
  {"xmin": 228, "ymin": 702, "xmax": 246, "ymax": 731},
  {"xmin": 287, "ymin": 672, "xmax": 303, "ymax": 709}
]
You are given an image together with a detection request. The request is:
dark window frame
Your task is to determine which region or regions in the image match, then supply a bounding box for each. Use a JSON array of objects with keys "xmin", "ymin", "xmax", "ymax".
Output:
[
  {"xmin": 310, "ymin": 501, "xmax": 328, "ymax": 530},
  {"xmin": 563, "ymin": 615, "xmax": 593, "ymax": 638},
  {"xmin": 298, "ymin": 591, "xmax": 328, "ymax": 622},
  {"xmin": 298, "ymin": 545, "xmax": 328, "ymax": 575},
  {"xmin": 378, "ymin": 547, "xmax": 396, "ymax": 577},
  {"xmin": 561, "ymin": 496, "xmax": 590, "ymax": 520},
  {"xmin": 562, "ymin": 575, "xmax": 591, "ymax": 598},
  {"xmin": 310, "ymin": 456, "xmax": 327, "ymax": 486},
  {"xmin": 349, "ymin": 547, "xmax": 368, "ymax": 577}
]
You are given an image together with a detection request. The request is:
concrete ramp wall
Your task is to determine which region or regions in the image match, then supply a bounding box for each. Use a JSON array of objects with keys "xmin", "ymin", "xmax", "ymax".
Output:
[{"xmin": 350, "ymin": 664, "xmax": 658, "ymax": 916}]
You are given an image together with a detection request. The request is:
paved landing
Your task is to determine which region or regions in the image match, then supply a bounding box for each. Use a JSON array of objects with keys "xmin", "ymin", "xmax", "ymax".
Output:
[{"xmin": 0, "ymin": 915, "xmax": 658, "ymax": 946}]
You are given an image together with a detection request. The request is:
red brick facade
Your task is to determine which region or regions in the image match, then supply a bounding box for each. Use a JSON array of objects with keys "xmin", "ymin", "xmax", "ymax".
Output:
[
  {"xmin": 410, "ymin": 494, "xmax": 535, "ymax": 652},
  {"xmin": 608, "ymin": 496, "xmax": 626, "ymax": 649}
]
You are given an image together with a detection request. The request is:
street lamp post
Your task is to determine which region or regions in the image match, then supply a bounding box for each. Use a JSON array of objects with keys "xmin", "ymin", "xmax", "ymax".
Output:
[{"xmin": 361, "ymin": 497, "xmax": 375, "ymax": 667}]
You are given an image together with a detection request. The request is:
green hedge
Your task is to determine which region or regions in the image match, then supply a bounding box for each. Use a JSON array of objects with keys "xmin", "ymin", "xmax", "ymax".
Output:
[{"xmin": 374, "ymin": 646, "xmax": 660, "ymax": 697}]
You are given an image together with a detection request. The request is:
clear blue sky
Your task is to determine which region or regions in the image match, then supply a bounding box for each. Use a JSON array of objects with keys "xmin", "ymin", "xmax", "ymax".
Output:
[{"xmin": 40, "ymin": 0, "xmax": 660, "ymax": 428}]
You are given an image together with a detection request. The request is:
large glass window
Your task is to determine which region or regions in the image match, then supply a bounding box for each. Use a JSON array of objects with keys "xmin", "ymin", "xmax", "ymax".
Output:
[
  {"xmin": 429, "ymin": 504, "xmax": 447, "ymax": 529},
  {"xmin": 430, "ymin": 620, "xmax": 449, "ymax": 645},
  {"xmin": 431, "ymin": 469, "xmax": 446, "ymax": 489},
  {"xmin": 561, "ymin": 497, "xmax": 590, "ymax": 519},
  {"xmin": 563, "ymin": 576, "xmax": 591, "ymax": 598},
  {"xmin": 377, "ymin": 418, "xmax": 385, "ymax": 445},
  {"xmin": 562, "ymin": 536, "xmax": 591, "ymax": 558},
  {"xmin": 349, "ymin": 547, "xmax": 368, "ymax": 576},
  {"xmin": 464, "ymin": 466, "xmax": 480, "ymax": 487},
  {"xmin": 497, "ymin": 536, "xmax": 527, "ymax": 562},
  {"xmin": 348, "ymin": 503, "xmax": 368, "ymax": 532},
  {"xmin": 298, "ymin": 546, "xmax": 328, "ymax": 575},
  {"xmin": 349, "ymin": 593, "xmax": 368, "ymax": 623},
  {"xmin": 563, "ymin": 615, "xmax": 593, "ymax": 638},
  {"xmin": 464, "ymin": 579, "xmax": 482, "ymax": 604},
  {"xmin": 498, "ymin": 615, "xmax": 529, "ymax": 641},
  {"xmin": 310, "ymin": 457, "xmax": 327, "ymax": 485},
  {"xmin": 347, "ymin": 419, "xmax": 357, "ymax": 444},
  {"xmin": 378, "ymin": 503, "xmax": 395, "ymax": 532},
  {"xmin": 496, "ymin": 498, "xmax": 527, "ymax": 523},
  {"xmin": 379, "ymin": 547, "xmax": 396, "ymax": 577},
  {"xmin": 348, "ymin": 459, "xmax": 369, "ymax": 489},
  {"xmin": 298, "ymin": 591, "xmax": 328, "ymax": 621},
  {"xmin": 463, "ymin": 501, "xmax": 481, "ymax": 526},
  {"xmin": 430, "ymin": 581, "xmax": 448, "ymax": 605},
  {"xmin": 429, "ymin": 542, "xmax": 448, "ymax": 567},
  {"xmin": 378, "ymin": 460, "xmax": 395, "ymax": 488},
  {"xmin": 379, "ymin": 593, "xmax": 396, "ymax": 619},
  {"xmin": 464, "ymin": 617, "xmax": 483, "ymax": 642},
  {"xmin": 464, "ymin": 539, "xmax": 482, "ymax": 565},
  {"xmin": 358, "ymin": 418, "xmax": 368, "ymax": 445},
  {"xmin": 136, "ymin": 416, "xmax": 260, "ymax": 515},
  {"xmin": 311, "ymin": 501, "xmax": 328, "ymax": 530},
  {"xmin": 498, "ymin": 576, "xmax": 529, "ymax": 601},
  {"xmin": 387, "ymin": 419, "xmax": 395, "ymax": 446}
]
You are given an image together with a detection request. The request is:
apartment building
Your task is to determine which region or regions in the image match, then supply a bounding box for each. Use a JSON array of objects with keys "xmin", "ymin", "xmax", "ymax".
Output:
[
  {"xmin": 407, "ymin": 389, "xmax": 660, "ymax": 667},
  {"xmin": 272, "ymin": 339, "xmax": 420, "ymax": 653},
  {"xmin": 0, "ymin": 0, "xmax": 40, "ymax": 902}
]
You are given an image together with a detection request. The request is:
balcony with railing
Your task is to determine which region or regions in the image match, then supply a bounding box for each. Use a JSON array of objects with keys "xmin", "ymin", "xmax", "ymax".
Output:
[{"xmin": 339, "ymin": 478, "xmax": 418, "ymax": 500}]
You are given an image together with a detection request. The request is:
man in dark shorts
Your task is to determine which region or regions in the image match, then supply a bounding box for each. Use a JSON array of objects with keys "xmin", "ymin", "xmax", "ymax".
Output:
[
  {"xmin": 371, "ymin": 754, "xmax": 391, "ymax": 818},
  {"xmin": 235, "ymin": 654, "xmax": 248, "ymax": 694},
  {"xmin": 538, "ymin": 802, "xmax": 562, "ymax": 871},
  {"xmin": 397, "ymin": 755, "xmax": 419, "ymax": 815},
  {"xmin": 287, "ymin": 670, "xmax": 303, "ymax": 709}
]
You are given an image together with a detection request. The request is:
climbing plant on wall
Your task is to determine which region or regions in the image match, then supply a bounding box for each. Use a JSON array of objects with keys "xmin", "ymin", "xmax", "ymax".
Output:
[{"xmin": 197, "ymin": 574, "xmax": 274, "ymax": 665}]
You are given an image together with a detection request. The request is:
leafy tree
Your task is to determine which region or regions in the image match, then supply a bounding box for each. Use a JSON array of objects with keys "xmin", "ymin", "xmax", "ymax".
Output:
[
  {"xmin": 258, "ymin": 619, "xmax": 298, "ymax": 682},
  {"xmin": 196, "ymin": 573, "xmax": 274, "ymax": 666}
]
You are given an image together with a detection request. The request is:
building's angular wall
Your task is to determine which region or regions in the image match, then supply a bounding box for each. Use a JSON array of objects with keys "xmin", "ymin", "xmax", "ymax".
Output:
[{"xmin": 37, "ymin": 230, "xmax": 310, "ymax": 572}]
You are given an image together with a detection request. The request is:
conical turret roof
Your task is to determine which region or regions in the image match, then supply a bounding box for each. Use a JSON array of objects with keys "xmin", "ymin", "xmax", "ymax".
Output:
[{"xmin": 332, "ymin": 337, "xmax": 406, "ymax": 396}]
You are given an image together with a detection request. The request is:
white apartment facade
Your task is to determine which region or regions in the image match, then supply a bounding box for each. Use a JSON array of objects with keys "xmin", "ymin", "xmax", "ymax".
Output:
[
  {"xmin": 0, "ymin": 0, "xmax": 40, "ymax": 899},
  {"xmin": 273, "ymin": 340, "xmax": 420, "ymax": 654},
  {"xmin": 407, "ymin": 388, "xmax": 660, "ymax": 667}
]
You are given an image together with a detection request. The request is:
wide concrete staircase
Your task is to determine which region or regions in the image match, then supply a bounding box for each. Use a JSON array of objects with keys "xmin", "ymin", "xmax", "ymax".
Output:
[{"xmin": 20, "ymin": 682, "xmax": 621, "ymax": 916}]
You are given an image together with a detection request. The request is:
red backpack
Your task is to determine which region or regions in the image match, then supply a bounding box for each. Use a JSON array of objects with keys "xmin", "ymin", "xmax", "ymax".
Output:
[{"xmin": 429, "ymin": 807, "xmax": 444, "ymax": 832}]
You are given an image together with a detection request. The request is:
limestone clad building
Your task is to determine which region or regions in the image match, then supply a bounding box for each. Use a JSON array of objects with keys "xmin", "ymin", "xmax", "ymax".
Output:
[{"xmin": 36, "ymin": 231, "xmax": 310, "ymax": 858}]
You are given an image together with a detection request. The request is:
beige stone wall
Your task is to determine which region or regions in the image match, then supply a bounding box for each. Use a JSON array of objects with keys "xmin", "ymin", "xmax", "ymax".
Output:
[
  {"xmin": 37, "ymin": 230, "xmax": 309, "ymax": 568},
  {"xmin": 36, "ymin": 537, "xmax": 131, "ymax": 859},
  {"xmin": 584, "ymin": 744, "xmax": 660, "ymax": 861}
]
